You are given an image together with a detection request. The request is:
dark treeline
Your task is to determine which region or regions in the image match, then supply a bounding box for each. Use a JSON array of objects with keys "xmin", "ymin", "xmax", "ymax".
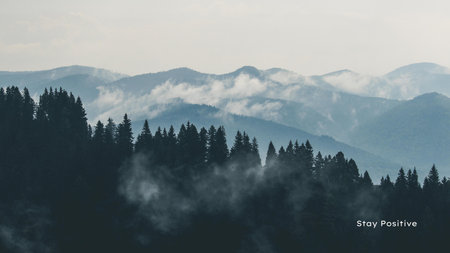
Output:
[{"xmin": 0, "ymin": 86, "xmax": 449, "ymax": 253}]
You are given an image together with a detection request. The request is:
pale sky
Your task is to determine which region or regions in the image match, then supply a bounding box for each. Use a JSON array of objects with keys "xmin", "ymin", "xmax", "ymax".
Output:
[{"xmin": 1, "ymin": 0, "xmax": 450, "ymax": 76}]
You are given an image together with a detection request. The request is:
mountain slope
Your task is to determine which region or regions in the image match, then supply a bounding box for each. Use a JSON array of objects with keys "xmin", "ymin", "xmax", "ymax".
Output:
[
  {"xmin": 319, "ymin": 62, "xmax": 450, "ymax": 100},
  {"xmin": 98, "ymin": 66, "xmax": 400, "ymax": 141},
  {"xmin": 0, "ymin": 65, "xmax": 127, "ymax": 99},
  {"xmin": 350, "ymin": 92, "xmax": 450, "ymax": 174},
  {"xmin": 131, "ymin": 103, "xmax": 398, "ymax": 180}
]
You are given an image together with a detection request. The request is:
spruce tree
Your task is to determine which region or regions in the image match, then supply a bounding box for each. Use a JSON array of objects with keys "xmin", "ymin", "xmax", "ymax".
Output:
[
  {"xmin": 116, "ymin": 114, "xmax": 133, "ymax": 159},
  {"xmin": 361, "ymin": 171, "xmax": 373, "ymax": 188},
  {"xmin": 93, "ymin": 121, "xmax": 105, "ymax": 146},
  {"xmin": 314, "ymin": 152, "xmax": 325, "ymax": 177},
  {"xmin": 278, "ymin": 146, "xmax": 286, "ymax": 162},
  {"xmin": 206, "ymin": 126, "xmax": 217, "ymax": 164},
  {"xmin": 230, "ymin": 131, "xmax": 243, "ymax": 157},
  {"xmin": 380, "ymin": 174, "xmax": 394, "ymax": 191},
  {"xmin": 135, "ymin": 120, "xmax": 152, "ymax": 153},
  {"xmin": 304, "ymin": 140, "xmax": 314, "ymax": 171},
  {"xmin": 199, "ymin": 127, "xmax": 208, "ymax": 164},
  {"xmin": 423, "ymin": 164, "xmax": 441, "ymax": 208},
  {"xmin": 395, "ymin": 168, "xmax": 407, "ymax": 193},
  {"xmin": 407, "ymin": 168, "xmax": 420, "ymax": 192},
  {"xmin": 214, "ymin": 126, "xmax": 229, "ymax": 165},
  {"xmin": 104, "ymin": 118, "xmax": 117, "ymax": 146},
  {"xmin": 250, "ymin": 137, "xmax": 261, "ymax": 167},
  {"xmin": 265, "ymin": 141, "xmax": 277, "ymax": 166}
]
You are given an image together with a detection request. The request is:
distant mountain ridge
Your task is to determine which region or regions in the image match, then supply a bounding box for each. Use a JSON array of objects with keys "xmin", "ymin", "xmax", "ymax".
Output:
[
  {"xmin": 350, "ymin": 92, "xmax": 450, "ymax": 174},
  {"xmin": 131, "ymin": 102, "xmax": 399, "ymax": 180},
  {"xmin": 0, "ymin": 65, "xmax": 127, "ymax": 101},
  {"xmin": 3, "ymin": 63, "xmax": 450, "ymax": 179}
]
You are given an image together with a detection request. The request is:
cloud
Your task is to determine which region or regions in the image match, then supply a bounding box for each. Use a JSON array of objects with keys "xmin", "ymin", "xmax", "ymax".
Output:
[
  {"xmin": 387, "ymin": 74, "xmax": 420, "ymax": 99},
  {"xmin": 88, "ymin": 74, "xmax": 276, "ymax": 123},
  {"xmin": 92, "ymin": 86, "xmax": 125, "ymax": 108},
  {"xmin": 0, "ymin": 203, "xmax": 54, "ymax": 253},
  {"xmin": 223, "ymin": 99, "xmax": 283, "ymax": 121},
  {"xmin": 118, "ymin": 153, "xmax": 266, "ymax": 233},
  {"xmin": 268, "ymin": 70, "xmax": 304, "ymax": 85},
  {"xmin": 323, "ymin": 71, "xmax": 374, "ymax": 95},
  {"xmin": 331, "ymin": 92, "xmax": 341, "ymax": 103}
]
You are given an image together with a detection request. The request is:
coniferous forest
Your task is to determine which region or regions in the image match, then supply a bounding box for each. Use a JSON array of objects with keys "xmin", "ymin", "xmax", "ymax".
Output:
[{"xmin": 1, "ymin": 86, "xmax": 450, "ymax": 253}]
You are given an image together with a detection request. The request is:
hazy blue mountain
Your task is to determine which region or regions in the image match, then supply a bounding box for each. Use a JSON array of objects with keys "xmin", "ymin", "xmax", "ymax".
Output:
[
  {"xmin": 383, "ymin": 63, "xmax": 450, "ymax": 98},
  {"xmin": 320, "ymin": 62, "xmax": 450, "ymax": 99},
  {"xmin": 43, "ymin": 74, "xmax": 109, "ymax": 101},
  {"xmin": 5, "ymin": 64, "xmax": 448, "ymax": 179},
  {"xmin": 100, "ymin": 65, "xmax": 399, "ymax": 141},
  {"xmin": 109, "ymin": 67, "xmax": 210, "ymax": 93},
  {"xmin": 213, "ymin": 96, "xmax": 334, "ymax": 136},
  {"xmin": 0, "ymin": 65, "xmax": 127, "ymax": 99},
  {"xmin": 131, "ymin": 103, "xmax": 398, "ymax": 180},
  {"xmin": 261, "ymin": 85, "xmax": 400, "ymax": 141},
  {"xmin": 350, "ymin": 92, "xmax": 450, "ymax": 175}
]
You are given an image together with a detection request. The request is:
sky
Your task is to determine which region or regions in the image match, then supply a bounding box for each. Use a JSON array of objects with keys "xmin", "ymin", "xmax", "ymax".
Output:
[{"xmin": 1, "ymin": 0, "xmax": 450, "ymax": 76}]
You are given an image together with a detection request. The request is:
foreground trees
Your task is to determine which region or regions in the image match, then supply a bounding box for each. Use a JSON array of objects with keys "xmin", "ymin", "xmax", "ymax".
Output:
[{"xmin": 0, "ymin": 86, "xmax": 449, "ymax": 253}]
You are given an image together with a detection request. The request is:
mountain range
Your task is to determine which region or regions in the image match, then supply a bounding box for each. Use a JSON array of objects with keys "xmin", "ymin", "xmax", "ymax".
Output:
[{"xmin": 2, "ymin": 62, "xmax": 450, "ymax": 180}]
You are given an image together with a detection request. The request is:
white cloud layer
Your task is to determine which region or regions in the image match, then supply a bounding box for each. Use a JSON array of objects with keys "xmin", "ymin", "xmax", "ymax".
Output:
[{"xmin": 88, "ymin": 74, "xmax": 282, "ymax": 123}]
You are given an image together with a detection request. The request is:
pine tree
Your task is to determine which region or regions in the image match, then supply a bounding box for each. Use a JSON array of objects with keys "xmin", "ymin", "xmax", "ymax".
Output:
[
  {"xmin": 265, "ymin": 141, "xmax": 277, "ymax": 166},
  {"xmin": 166, "ymin": 125, "xmax": 178, "ymax": 165},
  {"xmin": 361, "ymin": 171, "xmax": 373, "ymax": 188},
  {"xmin": 206, "ymin": 126, "xmax": 217, "ymax": 164},
  {"xmin": 230, "ymin": 131, "xmax": 243, "ymax": 157},
  {"xmin": 423, "ymin": 164, "xmax": 441, "ymax": 209},
  {"xmin": 304, "ymin": 140, "xmax": 314, "ymax": 171},
  {"xmin": 199, "ymin": 127, "xmax": 208, "ymax": 164},
  {"xmin": 242, "ymin": 132, "xmax": 251, "ymax": 154},
  {"xmin": 395, "ymin": 168, "xmax": 407, "ymax": 193},
  {"xmin": 22, "ymin": 88, "xmax": 34, "ymax": 123},
  {"xmin": 153, "ymin": 127, "xmax": 163, "ymax": 164},
  {"xmin": 116, "ymin": 114, "xmax": 133, "ymax": 160},
  {"xmin": 380, "ymin": 174, "xmax": 394, "ymax": 191},
  {"xmin": 250, "ymin": 137, "xmax": 261, "ymax": 167},
  {"xmin": 347, "ymin": 159, "xmax": 359, "ymax": 184},
  {"xmin": 314, "ymin": 152, "xmax": 325, "ymax": 177},
  {"xmin": 407, "ymin": 168, "xmax": 420, "ymax": 192},
  {"xmin": 424, "ymin": 164, "xmax": 440, "ymax": 190},
  {"xmin": 214, "ymin": 126, "xmax": 229, "ymax": 165},
  {"xmin": 135, "ymin": 120, "xmax": 152, "ymax": 153},
  {"xmin": 286, "ymin": 141, "xmax": 294, "ymax": 158},
  {"xmin": 104, "ymin": 118, "xmax": 117, "ymax": 146},
  {"xmin": 93, "ymin": 121, "xmax": 105, "ymax": 146}
]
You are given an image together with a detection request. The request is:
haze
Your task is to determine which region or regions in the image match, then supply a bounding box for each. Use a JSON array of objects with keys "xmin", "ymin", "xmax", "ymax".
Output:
[{"xmin": 1, "ymin": 0, "xmax": 449, "ymax": 75}]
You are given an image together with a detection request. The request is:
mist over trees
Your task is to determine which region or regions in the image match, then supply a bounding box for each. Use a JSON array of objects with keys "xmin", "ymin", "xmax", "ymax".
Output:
[{"xmin": 0, "ymin": 86, "xmax": 449, "ymax": 252}]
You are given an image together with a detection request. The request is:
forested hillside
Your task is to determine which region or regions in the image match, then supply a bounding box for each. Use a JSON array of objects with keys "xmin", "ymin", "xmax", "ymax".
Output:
[{"xmin": 0, "ymin": 86, "xmax": 449, "ymax": 253}]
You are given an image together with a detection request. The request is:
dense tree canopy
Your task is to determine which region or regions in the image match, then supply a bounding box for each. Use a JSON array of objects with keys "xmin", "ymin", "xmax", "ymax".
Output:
[{"xmin": 0, "ymin": 86, "xmax": 449, "ymax": 253}]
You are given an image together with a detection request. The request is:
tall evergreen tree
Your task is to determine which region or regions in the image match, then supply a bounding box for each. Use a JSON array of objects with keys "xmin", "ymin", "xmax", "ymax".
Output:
[
  {"xmin": 250, "ymin": 137, "xmax": 261, "ymax": 167},
  {"xmin": 206, "ymin": 126, "xmax": 217, "ymax": 164},
  {"xmin": 380, "ymin": 174, "xmax": 394, "ymax": 191},
  {"xmin": 230, "ymin": 131, "xmax": 243, "ymax": 158},
  {"xmin": 199, "ymin": 127, "xmax": 208, "ymax": 164},
  {"xmin": 407, "ymin": 168, "xmax": 420, "ymax": 192},
  {"xmin": 304, "ymin": 140, "xmax": 314, "ymax": 171},
  {"xmin": 395, "ymin": 168, "xmax": 407, "ymax": 193},
  {"xmin": 423, "ymin": 164, "xmax": 441, "ymax": 208},
  {"xmin": 265, "ymin": 141, "xmax": 277, "ymax": 166},
  {"xmin": 92, "ymin": 121, "xmax": 105, "ymax": 146},
  {"xmin": 213, "ymin": 126, "xmax": 229, "ymax": 165},
  {"xmin": 361, "ymin": 171, "xmax": 373, "ymax": 188},
  {"xmin": 135, "ymin": 120, "xmax": 152, "ymax": 153},
  {"xmin": 104, "ymin": 118, "xmax": 117, "ymax": 146},
  {"xmin": 116, "ymin": 114, "xmax": 133, "ymax": 160},
  {"xmin": 314, "ymin": 152, "xmax": 325, "ymax": 177}
]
